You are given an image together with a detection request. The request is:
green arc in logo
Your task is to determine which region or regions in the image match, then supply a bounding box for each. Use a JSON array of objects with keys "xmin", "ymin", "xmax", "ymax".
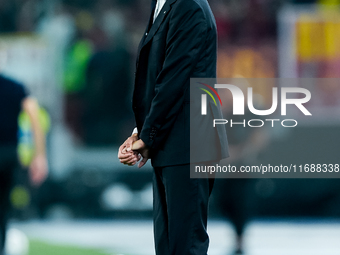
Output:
[{"xmin": 200, "ymin": 88, "xmax": 217, "ymax": 106}]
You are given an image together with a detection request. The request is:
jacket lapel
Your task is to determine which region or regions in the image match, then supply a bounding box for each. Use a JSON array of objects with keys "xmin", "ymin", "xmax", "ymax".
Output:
[
  {"xmin": 142, "ymin": 0, "xmax": 177, "ymax": 48},
  {"xmin": 136, "ymin": 0, "xmax": 177, "ymax": 66},
  {"xmin": 137, "ymin": 0, "xmax": 157, "ymax": 56}
]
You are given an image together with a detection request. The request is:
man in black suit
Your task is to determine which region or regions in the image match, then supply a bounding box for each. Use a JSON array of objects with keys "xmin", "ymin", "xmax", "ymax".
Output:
[{"xmin": 118, "ymin": 0, "xmax": 228, "ymax": 254}]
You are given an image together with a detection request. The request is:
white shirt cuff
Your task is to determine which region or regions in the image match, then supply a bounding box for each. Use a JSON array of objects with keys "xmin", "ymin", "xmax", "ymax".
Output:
[{"xmin": 132, "ymin": 127, "xmax": 138, "ymax": 135}]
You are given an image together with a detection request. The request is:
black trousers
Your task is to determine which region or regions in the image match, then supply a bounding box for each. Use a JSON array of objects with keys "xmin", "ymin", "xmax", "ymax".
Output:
[{"xmin": 153, "ymin": 163, "xmax": 215, "ymax": 255}]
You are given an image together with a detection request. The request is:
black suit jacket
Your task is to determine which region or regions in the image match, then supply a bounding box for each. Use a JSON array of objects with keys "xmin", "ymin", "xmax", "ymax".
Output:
[{"xmin": 133, "ymin": 0, "xmax": 229, "ymax": 167}]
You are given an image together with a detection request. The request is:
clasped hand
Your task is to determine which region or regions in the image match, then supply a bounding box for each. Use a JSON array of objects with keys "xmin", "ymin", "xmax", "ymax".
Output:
[{"xmin": 118, "ymin": 134, "xmax": 149, "ymax": 168}]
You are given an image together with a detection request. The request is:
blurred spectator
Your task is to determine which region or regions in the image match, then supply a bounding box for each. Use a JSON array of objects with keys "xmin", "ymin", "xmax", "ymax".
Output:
[
  {"xmin": 63, "ymin": 38, "xmax": 93, "ymax": 137},
  {"xmin": 60, "ymin": 2, "xmax": 133, "ymax": 145},
  {"xmin": 0, "ymin": 73, "xmax": 48, "ymax": 255},
  {"xmin": 214, "ymin": 84, "xmax": 269, "ymax": 255},
  {"xmin": 81, "ymin": 41, "xmax": 132, "ymax": 146}
]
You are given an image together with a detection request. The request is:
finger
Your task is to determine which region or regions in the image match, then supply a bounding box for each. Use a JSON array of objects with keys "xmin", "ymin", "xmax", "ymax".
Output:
[
  {"xmin": 120, "ymin": 155, "xmax": 138, "ymax": 164},
  {"xmin": 119, "ymin": 155, "xmax": 132, "ymax": 161},
  {"xmin": 124, "ymin": 157, "xmax": 138, "ymax": 165},
  {"xmin": 119, "ymin": 143, "xmax": 127, "ymax": 151},
  {"xmin": 124, "ymin": 160, "xmax": 137, "ymax": 166},
  {"xmin": 118, "ymin": 152, "xmax": 134, "ymax": 160},
  {"xmin": 120, "ymin": 153, "xmax": 137, "ymax": 160},
  {"xmin": 122, "ymin": 153, "xmax": 140, "ymax": 165},
  {"xmin": 123, "ymin": 157, "xmax": 138, "ymax": 165},
  {"xmin": 118, "ymin": 145, "xmax": 127, "ymax": 158},
  {"xmin": 138, "ymin": 157, "xmax": 148, "ymax": 168},
  {"xmin": 118, "ymin": 154, "xmax": 132, "ymax": 160},
  {"xmin": 119, "ymin": 144, "xmax": 124, "ymax": 151}
]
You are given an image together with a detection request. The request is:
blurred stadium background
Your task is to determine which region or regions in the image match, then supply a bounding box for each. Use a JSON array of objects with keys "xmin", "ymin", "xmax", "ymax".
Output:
[{"xmin": 1, "ymin": 0, "xmax": 340, "ymax": 254}]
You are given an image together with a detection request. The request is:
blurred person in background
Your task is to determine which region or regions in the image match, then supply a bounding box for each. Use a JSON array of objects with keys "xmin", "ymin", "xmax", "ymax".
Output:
[
  {"xmin": 118, "ymin": 0, "xmax": 229, "ymax": 254},
  {"xmin": 214, "ymin": 85, "xmax": 269, "ymax": 255},
  {"xmin": 0, "ymin": 73, "xmax": 48, "ymax": 255},
  {"xmin": 63, "ymin": 5, "xmax": 133, "ymax": 145}
]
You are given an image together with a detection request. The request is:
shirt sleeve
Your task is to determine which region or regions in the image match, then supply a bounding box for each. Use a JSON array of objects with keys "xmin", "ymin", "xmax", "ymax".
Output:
[{"xmin": 132, "ymin": 127, "xmax": 138, "ymax": 135}]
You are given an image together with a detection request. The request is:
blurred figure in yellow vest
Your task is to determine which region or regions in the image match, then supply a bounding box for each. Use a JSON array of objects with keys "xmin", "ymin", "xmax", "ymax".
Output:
[{"xmin": 0, "ymin": 74, "xmax": 48, "ymax": 255}]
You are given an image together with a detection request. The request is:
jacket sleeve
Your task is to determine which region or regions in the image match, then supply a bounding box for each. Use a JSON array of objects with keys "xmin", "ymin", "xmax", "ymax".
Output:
[{"xmin": 139, "ymin": 2, "xmax": 208, "ymax": 150}]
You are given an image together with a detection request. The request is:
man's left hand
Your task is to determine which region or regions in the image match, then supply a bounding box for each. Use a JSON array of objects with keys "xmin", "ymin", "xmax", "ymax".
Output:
[{"xmin": 131, "ymin": 139, "xmax": 150, "ymax": 168}]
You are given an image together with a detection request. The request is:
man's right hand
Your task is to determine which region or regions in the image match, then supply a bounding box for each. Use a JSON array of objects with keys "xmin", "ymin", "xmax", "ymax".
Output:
[{"xmin": 118, "ymin": 134, "xmax": 141, "ymax": 166}]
